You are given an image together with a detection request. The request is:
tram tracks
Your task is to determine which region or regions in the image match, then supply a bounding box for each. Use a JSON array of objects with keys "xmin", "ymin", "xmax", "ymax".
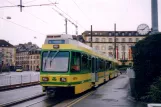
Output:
[{"xmin": 1, "ymin": 90, "xmax": 95, "ymax": 107}]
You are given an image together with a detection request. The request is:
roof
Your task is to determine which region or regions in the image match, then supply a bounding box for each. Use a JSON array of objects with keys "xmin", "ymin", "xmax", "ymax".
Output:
[
  {"xmin": 0, "ymin": 40, "xmax": 14, "ymax": 48},
  {"xmin": 82, "ymin": 31, "xmax": 151, "ymax": 37},
  {"xmin": 16, "ymin": 42, "xmax": 39, "ymax": 53},
  {"xmin": 28, "ymin": 48, "xmax": 41, "ymax": 55}
]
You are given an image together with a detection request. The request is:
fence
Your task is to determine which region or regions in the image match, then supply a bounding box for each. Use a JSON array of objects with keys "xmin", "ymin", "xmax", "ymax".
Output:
[{"xmin": 0, "ymin": 73, "xmax": 40, "ymax": 90}]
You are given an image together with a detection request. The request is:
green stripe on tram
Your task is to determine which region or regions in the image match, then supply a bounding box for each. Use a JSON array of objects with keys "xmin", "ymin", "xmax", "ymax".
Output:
[{"xmin": 40, "ymin": 79, "xmax": 91, "ymax": 85}]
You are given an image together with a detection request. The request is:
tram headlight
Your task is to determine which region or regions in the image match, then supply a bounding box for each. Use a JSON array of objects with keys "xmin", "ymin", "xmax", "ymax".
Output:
[
  {"xmin": 60, "ymin": 77, "xmax": 67, "ymax": 82},
  {"xmin": 42, "ymin": 77, "xmax": 49, "ymax": 81}
]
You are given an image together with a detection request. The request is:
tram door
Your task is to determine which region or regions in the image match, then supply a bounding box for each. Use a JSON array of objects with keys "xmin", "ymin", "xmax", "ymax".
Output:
[{"xmin": 91, "ymin": 57, "xmax": 98, "ymax": 82}]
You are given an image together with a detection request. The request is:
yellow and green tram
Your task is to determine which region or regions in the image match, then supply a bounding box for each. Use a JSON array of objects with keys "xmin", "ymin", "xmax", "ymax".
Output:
[{"xmin": 40, "ymin": 34, "xmax": 119, "ymax": 96}]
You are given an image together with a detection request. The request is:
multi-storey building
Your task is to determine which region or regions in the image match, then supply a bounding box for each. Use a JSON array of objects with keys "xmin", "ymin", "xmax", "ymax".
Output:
[
  {"xmin": 15, "ymin": 42, "xmax": 39, "ymax": 71},
  {"xmin": 16, "ymin": 51, "xmax": 29, "ymax": 70},
  {"xmin": 82, "ymin": 31, "xmax": 149, "ymax": 65},
  {"xmin": 0, "ymin": 40, "xmax": 16, "ymax": 66},
  {"xmin": 28, "ymin": 49, "xmax": 41, "ymax": 71}
]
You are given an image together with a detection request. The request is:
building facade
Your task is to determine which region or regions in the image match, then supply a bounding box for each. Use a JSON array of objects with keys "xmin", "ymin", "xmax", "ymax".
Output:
[
  {"xmin": 0, "ymin": 40, "xmax": 16, "ymax": 66},
  {"xmin": 82, "ymin": 31, "xmax": 148, "ymax": 65},
  {"xmin": 28, "ymin": 49, "xmax": 41, "ymax": 71},
  {"xmin": 15, "ymin": 42, "xmax": 39, "ymax": 71},
  {"xmin": 16, "ymin": 51, "xmax": 29, "ymax": 70}
]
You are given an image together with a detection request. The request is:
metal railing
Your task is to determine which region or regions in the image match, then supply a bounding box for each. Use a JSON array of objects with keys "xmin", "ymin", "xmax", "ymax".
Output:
[
  {"xmin": 148, "ymin": 104, "xmax": 161, "ymax": 107},
  {"xmin": 0, "ymin": 72, "xmax": 40, "ymax": 90}
]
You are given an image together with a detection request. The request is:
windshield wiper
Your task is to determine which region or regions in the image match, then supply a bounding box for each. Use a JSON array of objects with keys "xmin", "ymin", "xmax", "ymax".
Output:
[
  {"xmin": 50, "ymin": 50, "xmax": 59, "ymax": 67},
  {"xmin": 44, "ymin": 51, "xmax": 51, "ymax": 69}
]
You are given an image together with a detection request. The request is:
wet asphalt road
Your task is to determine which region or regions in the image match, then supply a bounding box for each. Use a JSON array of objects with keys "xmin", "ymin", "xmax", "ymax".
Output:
[
  {"xmin": 72, "ymin": 74, "xmax": 147, "ymax": 107},
  {"xmin": 0, "ymin": 74, "xmax": 148, "ymax": 107},
  {"xmin": 0, "ymin": 85, "xmax": 42, "ymax": 105}
]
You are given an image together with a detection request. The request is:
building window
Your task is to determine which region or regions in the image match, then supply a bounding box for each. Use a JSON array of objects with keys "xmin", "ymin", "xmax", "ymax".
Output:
[
  {"xmin": 102, "ymin": 46, "xmax": 105, "ymax": 50},
  {"xmin": 101, "ymin": 38, "xmax": 105, "ymax": 42},
  {"xmin": 109, "ymin": 38, "xmax": 113, "ymax": 42},
  {"xmin": 95, "ymin": 33, "xmax": 98, "ymax": 35},
  {"xmin": 95, "ymin": 38, "xmax": 99, "ymax": 42},
  {"xmin": 109, "ymin": 33, "xmax": 112, "ymax": 36},
  {"xmin": 108, "ymin": 46, "xmax": 113, "ymax": 50},
  {"xmin": 88, "ymin": 38, "xmax": 91, "ymax": 42},
  {"xmin": 108, "ymin": 52, "xmax": 113, "ymax": 57},
  {"xmin": 116, "ymin": 38, "xmax": 119, "ymax": 42},
  {"xmin": 129, "ymin": 33, "xmax": 131, "ymax": 36},
  {"xmin": 116, "ymin": 33, "xmax": 119, "ymax": 36},
  {"xmin": 122, "ymin": 33, "xmax": 125, "ymax": 36},
  {"xmin": 135, "ymin": 32, "xmax": 139, "ymax": 36},
  {"xmin": 122, "ymin": 45, "xmax": 126, "ymax": 51},
  {"xmin": 136, "ymin": 38, "xmax": 139, "ymax": 42},
  {"xmin": 129, "ymin": 38, "xmax": 132, "ymax": 42},
  {"xmin": 95, "ymin": 46, "xmax": 100, "ymax": 50},
  {"xmin": 122, "ymin": 38, "xmax": 126, "ymax": 42},
  {"xmin": 100, "ymin": 33, "xmax": 102, "ymax": 35}
]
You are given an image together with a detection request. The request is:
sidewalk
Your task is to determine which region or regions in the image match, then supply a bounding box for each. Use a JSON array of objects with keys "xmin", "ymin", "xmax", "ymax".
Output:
[
  {"xmin": 0, "ymin": 85, "xmax": 43, "ymax": 106},
  {"xmin": 72, "ymin": 74, "xmax": 147, "ymax": 107}
]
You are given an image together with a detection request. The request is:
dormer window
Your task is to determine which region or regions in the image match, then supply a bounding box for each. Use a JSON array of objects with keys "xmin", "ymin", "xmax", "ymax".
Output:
[
  {"xmin": 136, "ymin": 32, "xmax": 138, "ymax": 36},
  {"xmin": 109, "ymin": 33, "xmax": 112, "ymax": 36},
  {"xmin": 116, "ymin": 33, "xmax": 118, "ymax": 36},
  {"xmin": 122, "ymin": 33, "xmax": 125, "ymax": 36}
]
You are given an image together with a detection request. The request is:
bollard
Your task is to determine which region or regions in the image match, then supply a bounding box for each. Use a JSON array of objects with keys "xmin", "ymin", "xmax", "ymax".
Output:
[
  {"xmin": 30, "ymin": 74, "xmax": 31, "ymax": 83},
  {"xmin": 127, "ymin": 68, "xmax": 135, "ymax": 97},
  {"xmin": 10, "ymin": 76, "xmax": 11, "ymax": 86},
  {"xmin": 21, "ymin": 75, "xmax": 22, "ymax": 86}
]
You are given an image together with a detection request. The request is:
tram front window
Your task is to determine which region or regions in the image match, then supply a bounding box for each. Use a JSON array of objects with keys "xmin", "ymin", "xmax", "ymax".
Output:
[{"xmin": 42, "ymin": 51, "xmax": 69, "ymax": 72}]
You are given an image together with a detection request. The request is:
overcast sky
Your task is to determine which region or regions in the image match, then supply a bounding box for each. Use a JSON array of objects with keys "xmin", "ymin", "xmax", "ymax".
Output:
[{"xmin": 0, "ymin": 0, "xmax": 161, "ymax": 47}]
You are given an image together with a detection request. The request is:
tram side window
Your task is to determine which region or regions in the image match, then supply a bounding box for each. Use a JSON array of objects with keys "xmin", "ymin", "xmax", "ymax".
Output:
[
  {"xmin": 71, "ymin": 52, "xmax": 81, "ymax": 72},
  {"xmin": 100, "ymin": 59, "xmax": 104, "ymax": 71},
  {"xmin": 103, "ymin": 60, "xmax": 106, "ymax": 71},
  {"xmin": 106, "ymin": 61, "xmax": 112, "ymax": 70},
  {"xmin": 97, "ymin": 58, "xmax": 101, "ymax": 71},
  {"xmin": 88, "ymin": 56, "xmax": 92, "ymax": 72},
  {"xmin": 81, "ymin": 54, "xmax": 90, "ymax": 71}
]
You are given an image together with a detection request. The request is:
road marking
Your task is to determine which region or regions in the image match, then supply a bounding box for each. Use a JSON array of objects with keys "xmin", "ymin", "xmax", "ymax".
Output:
[{"xmin": 66, "ymin": 91, "xmax": 95, "ymax": 107}]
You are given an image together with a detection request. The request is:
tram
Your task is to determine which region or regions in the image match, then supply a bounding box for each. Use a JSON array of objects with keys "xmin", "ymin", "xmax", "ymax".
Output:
[{"xmin": 40, "ymin": 34, "xmax": 119, "ymax": 96}]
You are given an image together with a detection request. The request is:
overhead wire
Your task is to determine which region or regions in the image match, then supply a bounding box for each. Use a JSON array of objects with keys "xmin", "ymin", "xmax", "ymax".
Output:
[
  {"xmin": 6, "ymin": 0, "xmax": 51, "ymax": 25},
  {"xmin": 48, "ymin": 0, "xmax": 87, "ymax": 30},
  {"xmin": 71, "ymin": 0, "xmax": 90, "ymax": 22},
  {"xmin": 24, "ymin": 3, "xmax": 58, "ymax": 7},
  {"xmin": 0, "ymin": 17, "xmax": 45, "ymax": 35},
  {"xmin": 0, "ymin": 5, "xmax": 18, "ymax": 8},
  {"xmin": 0, "ymin": 0, "xmax": 57, "ymax": 8},
  {"xmin": 2, "ymin": 0, "xmax": 47, "ymax": 35}
]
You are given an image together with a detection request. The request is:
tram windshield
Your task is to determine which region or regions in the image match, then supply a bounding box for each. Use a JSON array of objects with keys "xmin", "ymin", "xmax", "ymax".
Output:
[{"xmin": 42, "ymin": 51, "xmax": 69, "ymax": 72}]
